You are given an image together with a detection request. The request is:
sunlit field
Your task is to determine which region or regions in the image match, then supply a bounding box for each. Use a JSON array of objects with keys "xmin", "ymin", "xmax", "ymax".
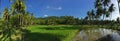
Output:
[{"xmin": 25, "ymin": 25, "xmax": 79, "ymax": 41}]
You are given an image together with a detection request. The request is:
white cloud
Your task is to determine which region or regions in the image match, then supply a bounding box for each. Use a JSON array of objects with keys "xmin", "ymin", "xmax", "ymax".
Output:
[
  {"xmin": 46, "ymin": 6, "xmax": 62, "ymax": 10},
  {"xmin": 54, "ymin": 6, "xmax": 62, "ymax": 10},
  {"xmin": 44, "ymin": 14, "xmax": 48, "ymax": 17},
  {"xmin": 111, "ymin": 0, "xmax": 120, "ymax": 20}
]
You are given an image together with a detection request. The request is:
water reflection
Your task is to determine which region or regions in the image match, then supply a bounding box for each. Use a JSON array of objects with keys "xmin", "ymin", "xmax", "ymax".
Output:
[{"xmin": 73, "ymin": 28, "xmax": 120, "ymax": 41}]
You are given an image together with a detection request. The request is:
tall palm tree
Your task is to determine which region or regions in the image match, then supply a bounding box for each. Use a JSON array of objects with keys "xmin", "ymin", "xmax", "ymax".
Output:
[
  {"xmin": 11, "ymin": 0, "xmax": 26, "ymax": 28},
  {"xmin": 91, "ymin": 9, "xmax": 95, "ymax": 20},
  {"xmin": 117, "ymin": 0, "xmax": 120, "ymax": 15},
  {"xmin": 86, "ymin": 10, "xmax": 95, "ymax": 25},
  {"xmin": 94, "ymin": 0, "xmax": 115, "ymax": 27},
  {"xmin": 94, "ymin": 0, "xmax": 103, "ymax": 20},
  {"xmin": 87, "ymin": 11, "xmax": 92, "ymax": 25},
  {"xmin": 108, "ymin": 4, "xmax": 115, "ymax": 29},
  {"xmin": 102, "ymin": 0, "xmax": 111, "ymax": 21},
  {"xmin": 10, "ymin": 0, "xmax": 27, "ymax": 41},
  {"xmin": 90, "ymin": 9, "xmax": 95, "ymax": 25},
  {"xmin": 87, "ymin": 11, "xmax": 91, "ymax": 20},
  {"xmin": 108, "ymin": 4, "xmax": 115, "ymax": 20},
  {"xmin": 0, "ymin": 8, "xmax": 13, "ymax": 41}
]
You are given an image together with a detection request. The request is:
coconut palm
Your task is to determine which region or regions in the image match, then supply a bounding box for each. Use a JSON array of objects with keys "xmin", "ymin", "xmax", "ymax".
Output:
[
  {"xmin": 91, "ymin": 9, "xmax": 95, "ymax": 20},
  {"xmin": 94, "ymin": 0, "xmax": 103, "ymax": 20},
  {"xmin": 87, "ymin": 11, "xmax": 91, "ymax": 21},
  {"xmin": 90, "ymin": 9, "xmax": 95, "ymax": 25},
  {"xmin": 108, "ymin": 4, "xmax": 115, "ymax": 19},
  {"xmin": 0, "ymin": 0, "xmax": 29, "ymax": 41},
  {"xmin": 102, "ymin": 0, "xmax": 111, "ymax": 20},
  {"xmin": 0, "ymin": 8, "xmax": 14, "ymax": 41},
  {"xmin": 94, "ymin": 0, "xmax": 115, "ymax": 28},
  {"xmin": 10, "ymin": 0, "xmax": 26, "ymax": 28},
  {"xmin": 86, "ymin": 9, "xmax": 95, "ymax": 25},
  {"xmin": 117, "ymin": 0, "xmax": 120, "ymax": 15}
]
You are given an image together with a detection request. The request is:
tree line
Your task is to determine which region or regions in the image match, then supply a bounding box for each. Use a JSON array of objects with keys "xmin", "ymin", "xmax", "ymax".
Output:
[{"xmin": 33, "ymin": 16, "xmax": 120, "ymax": 25}]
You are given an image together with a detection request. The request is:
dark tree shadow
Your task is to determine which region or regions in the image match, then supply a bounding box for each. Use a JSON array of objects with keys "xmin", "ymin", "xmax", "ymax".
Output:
[
  {"xmin": 95, "ymin": 34, "xmax": 114, "ymax": 41},
  {"xmin": 24, "ymin": 31, "xmax": 65, "ymax": 41}
]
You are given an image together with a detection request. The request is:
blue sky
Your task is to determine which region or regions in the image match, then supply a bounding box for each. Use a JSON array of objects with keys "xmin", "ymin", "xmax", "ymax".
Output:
[{"xmin": 0, "ymin": 0, "xmax": 119, "ymax": 20}]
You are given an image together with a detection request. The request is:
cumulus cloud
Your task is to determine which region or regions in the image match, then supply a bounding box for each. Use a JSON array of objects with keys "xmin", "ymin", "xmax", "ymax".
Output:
[
  {"xmin": 46, "ymin": 6, "xmax": 62, "ymax": 10},
  {"xmin": 44, "ymin": 14, "xmax": 48, "ymax": 17},
  {"xmin": 54, "ymin": 6, "xmax": 62, "ymax": 10},
  {"xmin": 111, "ymin": 0, "xmax": 120, "ymax": 20}
]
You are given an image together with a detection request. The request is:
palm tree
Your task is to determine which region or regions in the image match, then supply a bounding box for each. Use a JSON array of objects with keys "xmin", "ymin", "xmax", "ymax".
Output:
[
  {"xmin": 91, "ymin": 9, "xmax": 95, "ymax": 20},
  {"xmin": 0, "ymin": 8, "xmax": 13, "ymax": 41},
  {"xmin": 11, "ymin": 0, "xmax": 26, "ymax": 41},
  {"xmin": 117, "ymin": 0, "xmax": 120, "ymax": 15},
  {"xmin": 0, "ymin": 0, "xmax": 30, "ymax": 41},
  {"xmin": 108, "ymin": 4, "xmax": 115, "ymax": 20},
  {"xmin": 108, "ymin": 4, "xmax": 115, "ymax": 29},
  {"xmin": 90, "ymin": 9, "xmax": 95, "ymax": 25},
  {"xmin": 11, "ymin": 0, "xmax": 26, "ymax": 28},
  {"xmin": 86, "ymin": 10, "xmax": 95, "ymax": 25},
  {"xmin": 116, "ymin": 17, "xmax": 120, "ymax": 29},
  {"xmin": 87, "ymin": 11, "xmax": 91, "ymax": 21},
  {"xmin": 9, "ymin": 0, "xmax": 27, "ymax": 41},
  {"xmin": 101, "ymin": 0, "xmax": 111, "ymax": 27},
  {"xmin": 94, "ymin": 0, "xmax": 115, "ymax": 27},
  {"xmin": 94, "ymin": 0, "xmax": 103, "ymax": 20}
]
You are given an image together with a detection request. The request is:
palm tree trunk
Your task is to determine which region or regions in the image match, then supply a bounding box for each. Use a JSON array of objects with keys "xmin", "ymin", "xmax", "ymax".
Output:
[
  {"xmin": 110, "ymin": 14, "xmax": 113, "ymax": 29},
  {"xmin": 102, "ymin": 15, "xmax": 105, "ymax": 28}
]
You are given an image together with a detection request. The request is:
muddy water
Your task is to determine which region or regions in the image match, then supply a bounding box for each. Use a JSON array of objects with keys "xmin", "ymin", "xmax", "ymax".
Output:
[{"xmin": 73, "ymin": 28, "xmax": 120, "ymax": 41}]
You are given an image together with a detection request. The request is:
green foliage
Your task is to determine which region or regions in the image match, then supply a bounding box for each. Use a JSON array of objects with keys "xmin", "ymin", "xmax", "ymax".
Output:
[
  {"xmin": 0, "ymin": 0, "xmax": 34, "ymax": 41},
  {"xmin": 34, "ymin": 16, "xmax": 79, "ymax": 25}
]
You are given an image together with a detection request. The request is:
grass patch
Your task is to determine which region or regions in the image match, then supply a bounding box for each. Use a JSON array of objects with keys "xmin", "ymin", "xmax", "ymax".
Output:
[{"xmin": 25, "ymin": 25, "xmax": 80, "ymax": 41}]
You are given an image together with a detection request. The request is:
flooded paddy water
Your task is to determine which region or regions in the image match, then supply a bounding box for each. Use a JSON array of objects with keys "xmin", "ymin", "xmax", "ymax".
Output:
[{"xmin": 73, "ymin": 28, "xmax": 120, "ymax": 41}]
